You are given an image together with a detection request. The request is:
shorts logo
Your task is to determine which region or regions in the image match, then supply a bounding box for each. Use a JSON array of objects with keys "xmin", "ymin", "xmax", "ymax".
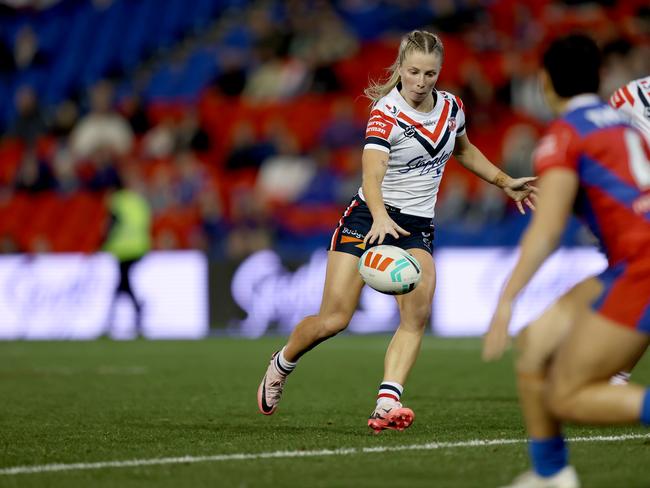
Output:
[
  {"xmin": 422, "ymin": 231, "xmax": 432, "ymax": 250},
  {"xmin": 404, "ymin": 125, "xmax": 416, "ymax": 138},
  {"xmin": 341, "ymin": 227, "xmax": 367, "ymax": 249},
  {"xmin": 448, "ymin": 117, "xmax": 457, "ymax": 131},
  {"xmin": 342, "ymin": 227, "xmax": 365, "ymax": 240}
]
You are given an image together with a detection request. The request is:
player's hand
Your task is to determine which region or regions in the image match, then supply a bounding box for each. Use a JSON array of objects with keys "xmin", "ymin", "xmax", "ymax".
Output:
[
  {"xmin": 503, "ymin": 177, "xmax": 538, "ymax": 215},
  {"xmin": 482, "ymin": 299, "xmax": 513, "ymax": 362},
  {"xmin": 364, "ymin": 214, "xmax": 410, "ymax": 246}
]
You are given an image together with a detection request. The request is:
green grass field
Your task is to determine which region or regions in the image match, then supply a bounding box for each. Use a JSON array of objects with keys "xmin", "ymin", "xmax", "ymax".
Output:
[{"xmin": 0, "ymin": 336, "xmax": 648, "ymax": 488}]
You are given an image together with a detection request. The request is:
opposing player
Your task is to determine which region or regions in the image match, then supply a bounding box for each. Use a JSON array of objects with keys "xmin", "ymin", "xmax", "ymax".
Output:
[
  {"xmin": 257, "ymin": 29, "xmax": 536, "ymax": 433},
  {"xmin": 609, "ymin": 75, "xmax": 650, "ymax": 142},
  {"xmin": 483, "ymin": 35, "xmax": 650, "ymax": 487}
]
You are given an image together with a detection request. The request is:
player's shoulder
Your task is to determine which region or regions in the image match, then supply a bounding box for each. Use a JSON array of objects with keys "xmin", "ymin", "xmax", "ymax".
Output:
[
  {"xmin": 610, "ymin": 76, "xmax": 650, "ymax": 109},
  {"xmin": 632, "ymin": 75, "xmax": 650, "ymax": 91},
  {"xmin": 370, "ymin": 92, "xmax": 400, "ymax": 121},
  {"xmin": 562, "ymin": 99, "xmax": 628, "ymax": 136},
  {"xmin": 438, "ymin": 90, "xmax": 465, "ymax": 111}
]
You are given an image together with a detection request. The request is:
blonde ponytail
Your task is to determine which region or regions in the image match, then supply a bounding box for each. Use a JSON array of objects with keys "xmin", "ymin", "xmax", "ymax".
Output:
[{"xmin": 364, "ymin": 30, "xmax": 444, "ymax": 104}]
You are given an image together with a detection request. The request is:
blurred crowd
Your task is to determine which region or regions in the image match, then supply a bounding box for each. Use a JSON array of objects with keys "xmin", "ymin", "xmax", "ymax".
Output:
[{"xmin": 1, "ymin": 0, "xmax": 649, "ymax": 259}]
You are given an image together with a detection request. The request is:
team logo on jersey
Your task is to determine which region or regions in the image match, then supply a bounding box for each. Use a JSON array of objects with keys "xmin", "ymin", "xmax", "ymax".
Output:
[
  {"xmin": 448, "ymin": 117, "xmax": 456, "ymax": 131},
  {"xmin": 404, "ymin": 125, "xmax": 416, "ymax": 138},
  {"xmin": 387, "ymin": 104, "xmax": 399, "ymax": 116},
  {"xmin": 399, "ymin": 151, "xmax": 451, "ymax": 177}
]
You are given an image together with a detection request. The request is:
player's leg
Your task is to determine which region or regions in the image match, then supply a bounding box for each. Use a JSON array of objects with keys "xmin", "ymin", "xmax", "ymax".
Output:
[
  {"xmin": 515, "ymin": 277, "xmax": 602, "ymax": 437},
  {"xmin": 505, "ymin": 278, "xmax": 601, "ymax": 487},
  {"xmin": 284, "ymin": 251, "xmax": 365, "ymax": 360},
  {"xmin": 258, "ymin": 250, "xmax": 364, "ymax": 415},
  {"xmin": 368, "ymin": 248, "xmax": 435, "ymax": 432},
  {"xmin": 258, "ymin": 196, "xmax": 370, "ymax": 415},
  {"xmin": 547, "ymin": 310, "xmax": 649, "ymax": 425},
  {"xmin": 120, "ymin": 258, "xmax": 144, "ymax": 335},
  {"xmin": 504, "ymin": 266, "xmax": 650, "ymax": 488},
  {"xmin": 546, "ymin": 262, "xmax": 650, "ymax": 424}
]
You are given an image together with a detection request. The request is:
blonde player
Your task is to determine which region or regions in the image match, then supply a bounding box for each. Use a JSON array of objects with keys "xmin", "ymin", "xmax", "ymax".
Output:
[{"xmin": 257, "ymin": 29, "xmax": 536, "ymax": 433}]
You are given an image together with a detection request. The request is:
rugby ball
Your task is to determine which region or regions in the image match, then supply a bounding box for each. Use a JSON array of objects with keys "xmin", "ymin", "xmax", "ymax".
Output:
[{"xmin": 358, "ymin": 245, "xmax": 422, "ymax": 295}]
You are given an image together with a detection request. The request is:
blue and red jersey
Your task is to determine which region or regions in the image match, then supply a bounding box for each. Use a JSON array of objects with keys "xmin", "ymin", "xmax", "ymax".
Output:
[{"xmin": 534, "ymin": 94, "xmax": 650, "ymax": 267}]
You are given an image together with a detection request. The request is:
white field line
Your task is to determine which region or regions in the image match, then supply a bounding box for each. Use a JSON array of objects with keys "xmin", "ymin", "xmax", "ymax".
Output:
[{"xmin": 1, "ymin": 433, "xmax": 649, "ymax": 476}]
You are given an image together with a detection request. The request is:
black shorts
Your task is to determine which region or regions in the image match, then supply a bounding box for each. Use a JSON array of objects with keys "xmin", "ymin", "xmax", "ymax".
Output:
[{"xmin": 329, "ymin": 195, "xmax": 434, "ymax": 258}]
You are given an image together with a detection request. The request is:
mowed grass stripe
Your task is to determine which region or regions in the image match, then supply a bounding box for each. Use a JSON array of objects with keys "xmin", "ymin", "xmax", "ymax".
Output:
[{"xmin": 2, "ymin": 433, "xmax": 649, "ymax": 476}]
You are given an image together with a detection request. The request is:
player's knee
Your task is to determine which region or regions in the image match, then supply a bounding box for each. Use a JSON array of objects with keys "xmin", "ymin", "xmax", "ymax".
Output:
[
  {"xmin": 319, "ymin": 312, "xmax": 351, "ymax": 337},
  {"xmin": 514, "ymin": 327, "xmax": 545, "ymax": 375},
  {"xmin": 546, "ymin": 381, "xmax": 578, "ymax": 422},
  {"xmin": 399, "ymin": 304, "xmax": 431, "ymax": 331}
]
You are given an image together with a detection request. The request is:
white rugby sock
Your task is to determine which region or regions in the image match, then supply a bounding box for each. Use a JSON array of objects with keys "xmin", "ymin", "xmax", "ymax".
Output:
[
  {"xmin": 274, "ymin": 346, "xmax": 297, "ymax": 376},
  {"xmin": 377, "ymin": 381, "xmax": 403, "ymax": 404}
]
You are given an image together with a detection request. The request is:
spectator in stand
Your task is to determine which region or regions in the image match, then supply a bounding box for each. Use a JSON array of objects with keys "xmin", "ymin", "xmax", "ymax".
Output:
[
  {"xmin": 69, "ymin": 80, "xmax": 134, "ymax": 161},
  {"xmin": 319, "ymin": 98, "xmax": 365, "ymax": 149},
  {"xmin": 212, "ymin": 49, "xmax": 248, "ymax": 97},
  {"xmin": 141, "ymin": 116, "xmax": 177, "ymax": 159},
  {"xmin": 243, "ymin": 42, "xmax": 309, "ymax": 102},
  {"xmin": 120, "ymin": 94, "xmax": 151, "ymax": 136},
  {"xmin": 501, "ymin": 123, "xmax": 539, "ymax": 179},
  {"xmin": 147, "ymin": 163, "xmax": 177, "ymax": 215},
  {"xmin": 175, "ymin": 151, "xmax": 208, "ymax": 205},
  {"xmin": 288, "ymin": 4, "xmax": 358, "ymax": 93},
  {"xmin": 13, "ymin": 149, "xmax": 57, "ymax": 193},
  {"xmin": 176, "ymin": 110, "xmax": 210, "ymax": 154},
  {"xmin": 51, "ymin": 150, "xmax": 79, "ymax": 194},
  {"xmin": 600, "ymin": 38, "xmax": 637, "ymax": 98},
  {"xmin": 49, "ymin": 99, "xmax": 79, "ymax": 139},
  {"xmin": 12, "ymin": 24, "xmax": 48, "ymax": 72},
  {"xmin": 226, "ymin": 188, "xmax": 273, "ymax": 260},
  {"xmin": 256, "ymin": 129, "xmax": 315, "ymax": 205},
  {"xmin": 296, "ymin": 147, "xmax": 343, "ymax": 205},
  {"xmin": 78, "ymin": 145, "xmax": 121, "ymax": 192},
  {"xmin": 435, "ymin": 173, "xmax": 470, "ymax": 224},
  {"xmin": 224, "ymin": 122, "xmax": 276, "ymax": 171},
  {"xmin": 8, "ymin": 85, "xmax": 47, "ymax": 145},
  {"xmin": 197, "ymin": 190, "xmax": 228, "ymax": 258}
]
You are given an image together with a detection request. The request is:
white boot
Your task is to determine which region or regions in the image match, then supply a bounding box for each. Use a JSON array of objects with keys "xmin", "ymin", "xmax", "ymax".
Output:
[{"xmin": 501, "ymin": 466, "xmax": 580, "ymax": 488}]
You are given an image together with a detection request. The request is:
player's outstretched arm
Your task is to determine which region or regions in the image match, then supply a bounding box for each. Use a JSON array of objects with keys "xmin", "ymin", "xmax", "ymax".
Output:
[
  {"xmin": 482, "ymin": 168, "xmax": 577, "ymax": 361},
  {"xmin": 453, "ymin": 133, "xmax": 537, "ymax": 214}
]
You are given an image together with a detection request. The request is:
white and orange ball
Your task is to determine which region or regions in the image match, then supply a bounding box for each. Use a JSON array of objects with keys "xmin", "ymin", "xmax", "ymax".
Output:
[{"xmin": 358, "ymin": 245, "xmax": 422, "ymax": 295}]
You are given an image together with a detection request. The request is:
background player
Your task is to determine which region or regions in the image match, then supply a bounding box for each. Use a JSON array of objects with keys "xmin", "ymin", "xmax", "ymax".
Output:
[
  {"xmin": 483, "ymin": 35, "xmax": 650, "ymax": 488},
  {"xmin": 258, "ymin": 29, "xmax": 536, "ymax": 433},
  {"xmin": 609, "ymin": 75, "xmax": 650, "ymax": 142}
]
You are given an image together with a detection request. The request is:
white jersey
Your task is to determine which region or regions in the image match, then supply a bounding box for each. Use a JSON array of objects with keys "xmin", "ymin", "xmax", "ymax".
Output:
[
  {"xmin": 360, "ymin": 86, "xmax": 466, "ymax": 218},
  {"xmin": 609, "ymin": 76, "xmax": 650, "ymax": 140}
]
